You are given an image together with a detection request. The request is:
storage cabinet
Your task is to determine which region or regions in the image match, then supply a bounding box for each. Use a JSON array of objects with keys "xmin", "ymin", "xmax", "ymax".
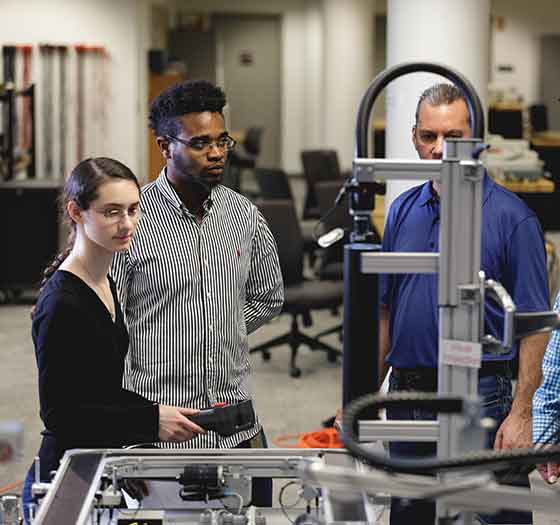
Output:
[{"xmin": 0, "ymin": 180, "xmax": 61, "ymax": 297}]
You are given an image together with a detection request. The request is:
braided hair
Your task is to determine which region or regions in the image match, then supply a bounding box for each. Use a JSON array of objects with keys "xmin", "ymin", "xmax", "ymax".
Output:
[{"xmin": 38, "ymin": 157, "xmax": 139, "ymax": 292}]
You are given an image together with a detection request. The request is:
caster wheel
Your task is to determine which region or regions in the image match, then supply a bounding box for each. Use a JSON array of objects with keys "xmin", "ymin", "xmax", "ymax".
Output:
[
  {"xmin": 327, "ymin": 350, "xmax": 338, "ymax": 363},
  {"xmin": 262, "ymin": 350, "xmax": 271, "ymax": 361},
  {"xmin": 290, "ymin": 367, "xmax": 302, "ymax": 378}
]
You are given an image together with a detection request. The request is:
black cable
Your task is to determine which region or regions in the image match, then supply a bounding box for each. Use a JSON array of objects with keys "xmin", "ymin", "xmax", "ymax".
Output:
[
  {"xmin": 355, "ymin": 61, "xmax": 485, "ymax": 158},
  {"xmin": 312, "ymin": 177, "xmax": 352, "ymax": 243},
  {"xmin": 220, "ymin": 491, "xmax": 243, "ymax": 515},
  {"xmin": 341, "ymin": 392, "xmax": 560, "ymax": 475}
]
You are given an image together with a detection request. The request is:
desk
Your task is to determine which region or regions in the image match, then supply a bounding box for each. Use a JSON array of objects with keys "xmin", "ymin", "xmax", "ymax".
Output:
[
  {"xmin": 531, "ymin": 131, "xmax": 560, "ymax": 147},
  {"xmin": 530, "ymin": 133, "xmax": 560, "ymax": 179},
  {"xmin": 493, "ymin": 177, "xmax": 554, "ymax": 193},
  {"xmin": 528, "ymin": 135, "xmax": 560, "ymax": 230},
  {"xmin": 493, "ymin": 176, "xmax": 558, "ymax": 231}
]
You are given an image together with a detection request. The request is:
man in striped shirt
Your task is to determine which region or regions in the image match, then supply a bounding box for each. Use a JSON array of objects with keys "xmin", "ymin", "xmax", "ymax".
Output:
[{"xmin": 111, "ymin": 80, "xmax": 283, "ymax": 501}]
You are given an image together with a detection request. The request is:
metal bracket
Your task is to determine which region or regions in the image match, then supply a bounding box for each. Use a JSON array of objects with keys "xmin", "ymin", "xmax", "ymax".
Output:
[{"xmin": 458, "ymin": 284, "xmax": 480, "ymax": 305}]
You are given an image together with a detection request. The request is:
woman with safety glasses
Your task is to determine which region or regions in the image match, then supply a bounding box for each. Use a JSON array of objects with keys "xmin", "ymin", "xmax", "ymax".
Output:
[{"xmin": 22, "ymin": 157, "xmax": 204, "ymax": 522}]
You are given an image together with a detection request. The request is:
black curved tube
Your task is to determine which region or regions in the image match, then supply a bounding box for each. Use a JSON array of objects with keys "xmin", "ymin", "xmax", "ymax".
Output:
[
  {"xmin": 356, "ymin": 61, "xmax": 485, "ymax": 158},
  {"xmin": 342, "ymin": 392, "xmax": 560, "ymax": 475}
]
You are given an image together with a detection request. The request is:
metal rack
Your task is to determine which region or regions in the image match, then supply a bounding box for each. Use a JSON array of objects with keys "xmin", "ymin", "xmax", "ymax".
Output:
[{"xmin": 0, "ymin": 83, "xmax": 36, "ymax": 181}]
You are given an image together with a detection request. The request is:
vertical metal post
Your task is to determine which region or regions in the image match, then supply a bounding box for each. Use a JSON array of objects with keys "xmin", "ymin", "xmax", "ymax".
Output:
[
  {"xmin": 342, "ymin": 242, "xmax": 380, "ymax": 418},
  {"xmin": 6, "ymin": 88, "xmax": 15, "ymax": 181},
  {"xmin": 437, "ymin": 139, "xmax": 484, "ymax": 521},
  {"xmin": 28, "ymin": 84, "xmax": 36, "ymax": 179},
  {"xmin": 58, "ymin": 46, "xmax": 67, "ymax": 178}
]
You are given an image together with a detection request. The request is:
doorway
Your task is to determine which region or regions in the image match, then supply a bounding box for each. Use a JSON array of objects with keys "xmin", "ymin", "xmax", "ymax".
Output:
[{"xmin": 214, "ymin": 14, "xmax": 282, "ymax": 168}]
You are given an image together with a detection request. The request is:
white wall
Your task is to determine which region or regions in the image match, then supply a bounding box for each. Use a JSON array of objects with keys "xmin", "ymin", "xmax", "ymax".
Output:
[
  {"xmin": 384, "ymin": 0, "xmax": 489, "ymax": 210},
  {"xmin": 491, "ymin": 0, "xmax": 560, "ymax": 105},
  {"xmin": 0, "ymin": 0, "xmax": 149, "ymax": 180},
  {"xmin": 323, "ymin": 0, "xmax": 375, "ymax": 170},
  {"xmin": 0, "ymin": 0, "xmax": 378, "ymax": 177},
  {"xmin": 13, "ymin": 0, "xmax": 553, "ymax": 179},
  {"xmin": 167, "ymin": 0, "xmax": 324, "ymax": 173}
]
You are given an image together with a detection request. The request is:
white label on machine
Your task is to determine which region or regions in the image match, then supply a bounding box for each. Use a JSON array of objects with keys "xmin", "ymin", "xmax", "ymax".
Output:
[{"xmin": 441, "ymin": 339, "xmax": 482, "ymax": 368}]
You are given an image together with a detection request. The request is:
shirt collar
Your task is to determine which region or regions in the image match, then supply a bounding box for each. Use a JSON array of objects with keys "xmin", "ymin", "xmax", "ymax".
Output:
[
  {"xmin": 418, "ymin": 172, "xmax": 492, "ymax": 207},
  {"xmin": 419, "ymin": 181, "xmax": 438, "ymax": 207},
  {"xmin": 155, "ymin": 168, "xmax": 216, "ymax": 215}
]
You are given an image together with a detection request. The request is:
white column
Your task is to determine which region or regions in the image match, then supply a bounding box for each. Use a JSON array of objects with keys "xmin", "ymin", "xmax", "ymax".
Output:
[
  {"xmin": 281, "ymin": 9, "xmax": 306, "ymax": 174},
  {"xmin": 303, "ymin": 0, "xmax": 324, "ymax": 151},
  {"xmin": 322, "ymin": 0, "xmax": 376, "ymax": 170},
  {"xmin": 385, "ymin": 0, "xmax": 490, "ymax": 209}
]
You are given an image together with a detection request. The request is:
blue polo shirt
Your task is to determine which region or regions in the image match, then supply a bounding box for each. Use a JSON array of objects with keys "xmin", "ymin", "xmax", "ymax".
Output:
[{"xmin": 380, "ymin": 173, "xmax": 549, "ymax": 368}]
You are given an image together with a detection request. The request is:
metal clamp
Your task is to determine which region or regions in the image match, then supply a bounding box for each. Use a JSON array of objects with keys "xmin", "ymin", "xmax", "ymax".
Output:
[{"xmin": 483, "ymin": 278, "xmax": 515, "ymax": 351}]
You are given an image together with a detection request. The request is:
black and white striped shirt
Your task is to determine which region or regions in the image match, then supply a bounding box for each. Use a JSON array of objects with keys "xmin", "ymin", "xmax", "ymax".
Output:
[{"xmin": 111, "ymin": 170, "xmax": 283, "ymax": 448}]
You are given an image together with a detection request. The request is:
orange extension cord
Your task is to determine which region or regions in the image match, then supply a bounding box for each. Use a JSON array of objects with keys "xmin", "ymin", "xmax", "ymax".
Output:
[
  {"xmin": 0, "ymin": 480, "xmax": 23, "ymax": 496},
  {"xmin": 272, "ymin": 428, "xmax": 343, "ymax": 449}
]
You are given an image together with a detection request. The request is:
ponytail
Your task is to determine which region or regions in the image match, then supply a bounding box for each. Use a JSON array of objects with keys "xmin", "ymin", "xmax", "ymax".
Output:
[
  {"xmin": 40, "ymin": 229, "xmax": 75, "ymax": 290},
  {"xmin": 31, "ymin": 230, "xmax": 75, "ymax": 318}
]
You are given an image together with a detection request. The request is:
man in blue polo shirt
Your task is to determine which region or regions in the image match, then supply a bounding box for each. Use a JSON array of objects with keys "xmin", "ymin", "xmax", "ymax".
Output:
[{"xmin": 380, "ymin": 83, "xmax": 550, "ymax": 525}]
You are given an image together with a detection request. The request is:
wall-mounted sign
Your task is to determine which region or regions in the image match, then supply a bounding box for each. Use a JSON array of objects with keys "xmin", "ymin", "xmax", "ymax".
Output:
[
  {"xmin": 240, "ymin": 51, "xmax": 254, "ymax": 66},
  {"xmin": 497, "ymin": 64, "xmax": 514, "ymax": 73}
]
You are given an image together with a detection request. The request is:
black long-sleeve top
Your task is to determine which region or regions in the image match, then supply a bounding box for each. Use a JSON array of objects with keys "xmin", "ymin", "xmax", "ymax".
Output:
[{"xmin": 32, "ymin": 270, "xmax": 159, "ymax": 463}]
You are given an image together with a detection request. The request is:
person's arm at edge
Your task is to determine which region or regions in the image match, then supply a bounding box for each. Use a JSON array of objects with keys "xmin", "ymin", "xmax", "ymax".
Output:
[
  {"xmin": 533, "ymin": 295, "xmax": 560, "ymax": 483},
  {"xmin": 494, "ymin": 332, "xmax": 548, "ymax": 451},
  {"xmin": 494, "ymin": 216, "xmax": 550, "ymax": 450},
  {"xmin": 244, "ymin": 208, "xmax": 284, "ymax": 334}
]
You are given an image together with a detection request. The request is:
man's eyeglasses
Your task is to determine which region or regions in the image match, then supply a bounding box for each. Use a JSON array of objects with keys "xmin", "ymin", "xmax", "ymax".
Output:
[
  {"xmin": 93, "ymin": 206, "xmax": 142, "ymax": 224},
  {"xmin": 166, "ymin": 134, "xmax": 236, "ymax": 153}
]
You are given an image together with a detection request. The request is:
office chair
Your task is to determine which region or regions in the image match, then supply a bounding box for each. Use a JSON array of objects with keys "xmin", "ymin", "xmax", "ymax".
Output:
[
  {"xmin": 255, "ymin": 167, "xmax": 293, "ymax": 200},
  {"xmin": 300, "ymin": 149, "xmax": 343, "ymax": 220},
  {"xmin": 227, "ymin": 126, "xmax": 264, "ymax": 194},
  {"xmin": 255, "ymin": 167, "xmax": 319, "ymax": 267},
  {"xmin": 251, "ymin": 199, "xmax": 343, "ymax": 378}
]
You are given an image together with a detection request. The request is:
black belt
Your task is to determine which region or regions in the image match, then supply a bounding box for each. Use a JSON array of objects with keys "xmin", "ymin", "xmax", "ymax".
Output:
[{"xmin": 392, "ymin": 361, "xmax": 511, "ymax": 392}]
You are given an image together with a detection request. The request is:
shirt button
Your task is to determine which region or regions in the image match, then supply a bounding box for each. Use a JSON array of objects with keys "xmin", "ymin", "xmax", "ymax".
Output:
[
  {"xmin": 207, "ymin": 292, "xmax": 211, "ymax": 298},
  {"xmin": 209, "ymin": 324, "xmax": 213, "ymax": 331},
  {"xmin": 205, "ymin": 258, "xmax": 209, "ymax": 266},
  {"xmin": 209, "ymin": 357, "xmax": 214, "ymax": 364}
]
